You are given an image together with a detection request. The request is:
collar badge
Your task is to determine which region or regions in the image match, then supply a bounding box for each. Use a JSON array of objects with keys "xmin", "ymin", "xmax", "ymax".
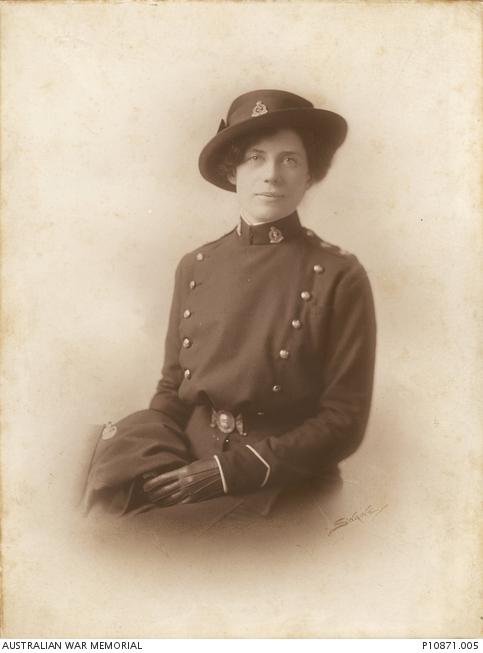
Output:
[
  {"xmin": 269, "ymin": 226, "xmax": 284, "ymax": 244},
  {"xmin": 251, "ymin": 100, "xmax": 268, "ymax": 117}
]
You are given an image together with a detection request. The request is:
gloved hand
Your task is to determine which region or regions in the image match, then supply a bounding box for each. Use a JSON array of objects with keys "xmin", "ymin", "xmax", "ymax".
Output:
[{"xmin": 142, "ymin": 457, "xmax": 224, "ymax": 507}]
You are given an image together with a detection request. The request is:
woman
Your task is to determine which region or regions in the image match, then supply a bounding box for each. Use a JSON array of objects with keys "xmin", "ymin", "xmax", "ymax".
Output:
[{"xmin": 83, "ymin": 89, "xmax": 377, "ymax": 522}]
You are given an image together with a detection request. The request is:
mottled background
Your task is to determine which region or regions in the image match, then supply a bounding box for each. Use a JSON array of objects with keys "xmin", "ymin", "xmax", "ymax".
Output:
[{"xmin": 1, "ymin": 1, "xmax": 481, "ymax": 638}]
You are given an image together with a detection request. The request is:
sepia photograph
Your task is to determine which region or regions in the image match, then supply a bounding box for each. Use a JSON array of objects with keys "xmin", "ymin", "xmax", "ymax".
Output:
[{"xmin": 1, "ymin": 0, "xmax": 481, "ymax": 640}]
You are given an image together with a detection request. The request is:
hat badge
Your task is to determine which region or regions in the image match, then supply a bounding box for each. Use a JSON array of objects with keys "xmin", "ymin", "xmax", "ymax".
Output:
[
  {"xmin": 101, "ymin": 421, "xmax": 118, "ymax": 440},
  {"xmin": 269, "ymin": 226, "xmax": 284, "ymax": 244},
  {"xmin": 251, "ymin": 100, "xmax": 268, "ymax": 117}
]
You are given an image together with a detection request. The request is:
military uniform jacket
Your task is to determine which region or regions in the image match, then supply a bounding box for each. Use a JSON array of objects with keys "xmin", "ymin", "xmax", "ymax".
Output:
[{"xmin": 143, "ymin": 211, "xmax": 377, "ymax": 497}]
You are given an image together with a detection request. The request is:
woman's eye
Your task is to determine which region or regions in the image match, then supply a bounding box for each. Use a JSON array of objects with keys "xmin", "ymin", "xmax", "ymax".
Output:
[{"xmin": 284, "ymin": 157, "xmax": 297, "ymax": 165}]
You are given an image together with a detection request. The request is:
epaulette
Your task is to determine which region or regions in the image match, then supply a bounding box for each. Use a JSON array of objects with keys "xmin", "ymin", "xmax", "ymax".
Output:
[
  {"xmin": 188, "ymin": 227, "xmax": 237, "ymax": 256},
  {"xmin": 303, "ymin": 227, "xmax": 354, "ymax": 258}
]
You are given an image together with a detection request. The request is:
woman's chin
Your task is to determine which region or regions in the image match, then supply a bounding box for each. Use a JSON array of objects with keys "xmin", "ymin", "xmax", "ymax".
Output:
[{"xmin": 242, "ymin": 207, "xmax": 293, "ymax": 224}]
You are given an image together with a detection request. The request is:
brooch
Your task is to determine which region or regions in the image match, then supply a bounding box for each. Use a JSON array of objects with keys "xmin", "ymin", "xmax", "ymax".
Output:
[
  {"xmin": 251, "ymin": 100, "xmax": 268, "ymax": 117},
  {"xmin": 269, "ymin": 226, "xmax": 284, "ymax": 243}
]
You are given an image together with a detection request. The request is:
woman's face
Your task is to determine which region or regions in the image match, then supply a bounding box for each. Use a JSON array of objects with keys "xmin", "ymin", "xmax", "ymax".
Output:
[{"xmin": 228, "ymin": 128, "xmax": 311, "ymax": 224}]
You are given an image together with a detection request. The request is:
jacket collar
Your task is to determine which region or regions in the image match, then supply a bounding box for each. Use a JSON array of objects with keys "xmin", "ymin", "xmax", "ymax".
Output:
[{"xmin": 236, "ymin": 211, "xmax": 302, "ymax": 245}]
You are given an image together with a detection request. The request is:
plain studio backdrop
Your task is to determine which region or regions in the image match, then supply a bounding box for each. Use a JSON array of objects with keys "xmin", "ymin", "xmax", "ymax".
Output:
[{"xmin": 1, "ymin": 1, "xmax": 481, "ymax": 639}]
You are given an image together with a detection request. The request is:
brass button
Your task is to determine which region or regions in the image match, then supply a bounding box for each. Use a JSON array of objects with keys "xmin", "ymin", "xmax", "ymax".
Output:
[
  {"xmin": 291, "ymin": 319, "xmax": 302, "ymax": 329},
  {"xmin": 300, "ymin": 291, "xmax": 311, "ymax": 301},
  {"xmin": 189, "ymin": 280, "xmax": 196, "ymax": 290},
  {"xmin": 272, "ymin": 384, "xmax": 282, "ymax": 393},
  {"xmin": 182, "ymin": 338, "xmax": 192, "ymax": 348},
  {"xmin": 196, "ymin": 252, "xmax": 204, "ymax": 261},
  {"xmin": 279, "ymin": 350, "xmax": 290, "ymax": 359},
  {"xmin": 183, "ymin": 309, "xmax": 191, "ymax": 318},
  {"xmin": 306, "ymin": 229, "xmax": 314, "ymax": 237},
  {"xmin": 313, "ymin": 264, "xmax": 324, "ymax": 274},
  {"xmin": 184, "ymin": 369, "xmax": 191, "ymax": 379}
]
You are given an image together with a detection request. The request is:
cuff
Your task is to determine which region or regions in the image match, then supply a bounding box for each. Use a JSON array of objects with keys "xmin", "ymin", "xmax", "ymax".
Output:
[
  {"xmin": 214, "ymin": 443, "xmax": 272, "ymax": 495},
  {"xmin": 245, "ymin": 445, "xmax": 271, "ymax": 487},
  {"xmin": 213, "ymin": 455, "xmax": 229, "ymax": 494}
]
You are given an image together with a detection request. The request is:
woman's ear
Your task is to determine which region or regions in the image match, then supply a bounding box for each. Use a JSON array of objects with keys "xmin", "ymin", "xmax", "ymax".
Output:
[{"xmin": 227, "ymin": 169, "xmax": 237, "ymax": 186}]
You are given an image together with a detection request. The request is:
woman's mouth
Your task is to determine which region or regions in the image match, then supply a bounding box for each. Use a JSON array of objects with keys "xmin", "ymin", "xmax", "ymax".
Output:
[{"xmin": 256, "ymin": 192, "xmax": 284, "ymax": 199}]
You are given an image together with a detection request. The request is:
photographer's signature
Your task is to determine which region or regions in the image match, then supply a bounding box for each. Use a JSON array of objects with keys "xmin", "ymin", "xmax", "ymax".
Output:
[{"xmin": 328, "ymin": 503, "xmax": 388, "ymax": 536}]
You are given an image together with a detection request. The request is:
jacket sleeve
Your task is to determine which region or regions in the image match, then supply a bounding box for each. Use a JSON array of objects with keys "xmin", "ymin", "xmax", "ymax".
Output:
[
  {"xmin": 216, "ymin": 261, "xmax": 377, "ymax": 494},
  {"xmin": 82, "ymin": 261, "xmax": 195, "ymax": 515},
  {"xmin": 149, "ymin": 260, "xmax": 193, "ymax": 431}
]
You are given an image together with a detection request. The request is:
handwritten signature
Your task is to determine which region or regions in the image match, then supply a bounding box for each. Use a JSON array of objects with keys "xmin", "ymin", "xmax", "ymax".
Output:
[{"xmin": 327, "ymin": 503, "xmax": 388, "ymax": 536}]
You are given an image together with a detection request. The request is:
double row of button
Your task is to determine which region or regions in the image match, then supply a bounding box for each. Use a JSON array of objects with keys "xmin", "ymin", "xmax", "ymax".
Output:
[
  {"xmin": 273, "ymin": 259, "xmax": 326, "ymax": 392},
  {"xmin": 181, "ymin": 251, "xmax": 325, "ymax": 394},
  {"xmin": 182, "ymin": 252, "xmax": 205, "ymax": 380}
]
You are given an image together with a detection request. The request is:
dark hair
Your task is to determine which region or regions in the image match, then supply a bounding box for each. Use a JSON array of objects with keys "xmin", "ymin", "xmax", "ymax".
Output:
[{"xmin": 216, "ymin": 123, "xmax": 336, "ymax": 185}]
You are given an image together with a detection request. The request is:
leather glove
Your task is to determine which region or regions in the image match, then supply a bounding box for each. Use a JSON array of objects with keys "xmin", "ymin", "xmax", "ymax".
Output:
[{"xmin": 142, "ymin": 458, "xmax": 224, "ymax": 507}]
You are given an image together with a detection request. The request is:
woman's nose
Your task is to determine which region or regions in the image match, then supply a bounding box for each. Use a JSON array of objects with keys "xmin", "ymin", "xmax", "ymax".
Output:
[{"xmin": 262, "ymin": 159, "xmax": 281, "ymax": 183}]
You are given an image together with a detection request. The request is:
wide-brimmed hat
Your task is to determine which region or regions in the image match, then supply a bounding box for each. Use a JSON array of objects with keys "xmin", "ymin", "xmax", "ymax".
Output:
[{"xmin": 198, "ymin": 89, "xmax": 348, "ymax": 192}]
